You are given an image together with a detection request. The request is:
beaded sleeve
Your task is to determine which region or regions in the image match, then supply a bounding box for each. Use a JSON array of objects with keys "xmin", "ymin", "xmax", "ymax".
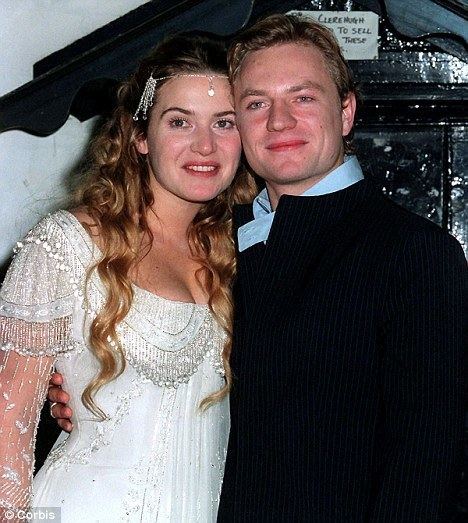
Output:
[{"xmin": 0, "ymin": 214, "xmax": 81, "ymax": 513}]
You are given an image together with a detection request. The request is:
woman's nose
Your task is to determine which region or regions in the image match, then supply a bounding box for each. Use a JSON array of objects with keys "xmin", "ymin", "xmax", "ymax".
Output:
[{"xmin": 191, "ymin": 127, "xmax": 216, "ymax": 155}]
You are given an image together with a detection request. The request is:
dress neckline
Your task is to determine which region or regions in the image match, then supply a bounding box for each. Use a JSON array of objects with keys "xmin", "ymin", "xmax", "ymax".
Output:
[{"xmin": 57, "ymin": 210, "xmax": 209, "ymax": 309}]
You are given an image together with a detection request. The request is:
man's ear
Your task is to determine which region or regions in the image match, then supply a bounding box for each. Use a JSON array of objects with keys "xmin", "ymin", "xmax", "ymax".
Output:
[
  {"xmin": 136, "ymin": 135, "xmax": 148, "ymax": 155},
  {"xmin": 341, "ymin": 92, "xmax": 356, "ymax": 137}
]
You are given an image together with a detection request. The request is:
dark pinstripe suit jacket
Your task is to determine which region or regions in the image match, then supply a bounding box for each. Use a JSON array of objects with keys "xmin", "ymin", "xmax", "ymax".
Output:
[{"xmin": 218, "ymin": 179, "xmax": 467, "ymax": 522}]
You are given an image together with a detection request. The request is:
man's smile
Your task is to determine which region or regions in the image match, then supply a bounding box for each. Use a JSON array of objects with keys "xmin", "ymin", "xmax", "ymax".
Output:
[{"xmin": 265, "ymin": 139, "xmax": 308, "ymax": 151}]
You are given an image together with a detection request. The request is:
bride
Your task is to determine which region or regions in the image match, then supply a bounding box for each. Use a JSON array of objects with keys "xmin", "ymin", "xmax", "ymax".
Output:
[{"xmin": 0, "ymin": 33, "xmax": 255, "ymax": 522}]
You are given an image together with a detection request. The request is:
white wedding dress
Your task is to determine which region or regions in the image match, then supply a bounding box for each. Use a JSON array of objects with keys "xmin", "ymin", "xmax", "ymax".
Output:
[{"xmin": 0, "ymin": 210, "xmax": 229, "ymax": 522}]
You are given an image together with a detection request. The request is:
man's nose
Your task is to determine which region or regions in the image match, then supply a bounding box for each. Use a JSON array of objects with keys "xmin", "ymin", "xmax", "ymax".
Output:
[
  {"xmin": 266, "ymin": 101, "xmax": 297, "ymax": 132},
  {"xmin": 190, "ymin": 127, "xmax": 216, "ymax": 155}
]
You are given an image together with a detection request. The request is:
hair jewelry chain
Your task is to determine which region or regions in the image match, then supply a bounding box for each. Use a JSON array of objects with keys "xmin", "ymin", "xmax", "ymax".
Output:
[{"xmin": 133, "ymin": 73, "xmax": 228, "ymax": 121}]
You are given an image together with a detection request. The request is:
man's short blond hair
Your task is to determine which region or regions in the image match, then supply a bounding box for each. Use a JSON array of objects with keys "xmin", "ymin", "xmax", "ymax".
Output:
[{"xmin": 229, "ymin": 13, "xmax": 356, "ymax": 99}]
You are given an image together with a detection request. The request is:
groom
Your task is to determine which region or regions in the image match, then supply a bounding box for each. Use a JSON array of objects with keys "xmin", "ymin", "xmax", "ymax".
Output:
[{"xmin": 50, "ymin": 14, "xmax": 467, "ymax": 521}]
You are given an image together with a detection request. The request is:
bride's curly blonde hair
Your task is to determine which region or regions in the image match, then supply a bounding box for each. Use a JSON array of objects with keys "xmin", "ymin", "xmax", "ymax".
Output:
[{"xmin": 74, "ymin": 33, "xmax": 257, "ymax": 418}]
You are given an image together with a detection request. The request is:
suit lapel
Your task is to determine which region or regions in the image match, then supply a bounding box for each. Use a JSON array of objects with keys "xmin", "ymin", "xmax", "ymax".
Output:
[
  {"xmin": 233, "ymin": 204, "xmax": 267, "ymax": 311},
  {"xmin": 242, "ymin": 180, "xmax": 384, "ymax": 318}
]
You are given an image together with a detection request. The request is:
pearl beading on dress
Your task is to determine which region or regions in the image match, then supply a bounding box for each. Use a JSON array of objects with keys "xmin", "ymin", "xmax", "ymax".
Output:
[
  {"xmin": 120, "ymin": 312, "xmax": 224, "ymax": 388},
  {"xmin": 1, "ymin": 211, "xmax": 226, "ymax": 385}
]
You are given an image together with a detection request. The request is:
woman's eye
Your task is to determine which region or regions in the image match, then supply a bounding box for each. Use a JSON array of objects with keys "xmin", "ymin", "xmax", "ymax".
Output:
[
  {"xmin": 215, "ymin": 119, "xmax": 235, "ymax": 129},
  {"xmin": 169, "ymin": 117, "xmax": 189, "ymax": 128}
]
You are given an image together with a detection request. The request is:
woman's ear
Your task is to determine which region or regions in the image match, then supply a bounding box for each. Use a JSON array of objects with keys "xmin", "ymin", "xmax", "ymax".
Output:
[{"xmin": 135, "ymin": 135, "xmax": 148, "ymax": 155}]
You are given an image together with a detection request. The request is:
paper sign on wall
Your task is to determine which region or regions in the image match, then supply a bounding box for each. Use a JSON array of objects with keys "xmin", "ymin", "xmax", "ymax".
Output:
[{"xmin": 288, "ymin": 11, "xmax": 379, "ymax": 60}]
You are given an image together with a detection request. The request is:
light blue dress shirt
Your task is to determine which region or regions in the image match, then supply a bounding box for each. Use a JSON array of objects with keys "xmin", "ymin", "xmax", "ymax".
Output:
[{"xmin": 237, "ymin": 155, "xmax": 364, "ymax": 252}]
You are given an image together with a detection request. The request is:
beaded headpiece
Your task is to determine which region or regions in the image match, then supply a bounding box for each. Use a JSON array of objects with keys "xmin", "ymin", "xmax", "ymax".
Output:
[{"xmin": 133, "ymin": 73, "xmax": 229, "ymax": 121}]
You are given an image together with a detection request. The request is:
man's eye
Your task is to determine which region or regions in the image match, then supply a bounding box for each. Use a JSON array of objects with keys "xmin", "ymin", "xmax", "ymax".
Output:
[
  {"xmin": 215, "ymin": 119, "xmax": 235, "ymax": 129},
  {"xmin": 246, "ymin": 101, "xmax": 265, "ymax": 110},
  {"xmin": 298, "ymin": 96, "xmax": 313, "ymax": 103},
  {"xmin": 169, "ymin": 118, "xmax": 189, "ymax": 128}
]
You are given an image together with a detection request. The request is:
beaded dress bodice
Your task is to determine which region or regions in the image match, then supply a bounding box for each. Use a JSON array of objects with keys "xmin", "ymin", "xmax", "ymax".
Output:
[{"xmin": 0, "ymin": 211, "xmax": 229, "ymax": 522}]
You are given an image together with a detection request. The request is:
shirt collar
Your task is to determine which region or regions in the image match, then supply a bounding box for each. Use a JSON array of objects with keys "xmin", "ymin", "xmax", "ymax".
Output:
[
  {"xmin": 238, "ymin": 156, "xmax": 364, "ymax": 253},
  {"xmin": 252, "ymin": 155, "xmax": 364, "ymax": 219}
]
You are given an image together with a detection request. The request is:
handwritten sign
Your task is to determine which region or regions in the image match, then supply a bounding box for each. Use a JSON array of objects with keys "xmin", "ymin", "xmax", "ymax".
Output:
[{"xmin": 288, "ymin": 11, "xmax": 379, "ymax": 60}]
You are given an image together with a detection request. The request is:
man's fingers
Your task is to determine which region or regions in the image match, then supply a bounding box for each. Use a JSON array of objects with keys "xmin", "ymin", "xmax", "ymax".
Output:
[
  {"xmin": 50, "ymin": 404, "xmax": 72, "ymax": 420},
  {"xmin": 57, "ymin": 419, "xmax": 73, "ymax": 433},
  {"xmin": 47, "ymin": 388, "xmax": 70, "ymax": 404},
  {"xmin": 48, "ymin": 372, "xmax": 63, "ymax": 386}
]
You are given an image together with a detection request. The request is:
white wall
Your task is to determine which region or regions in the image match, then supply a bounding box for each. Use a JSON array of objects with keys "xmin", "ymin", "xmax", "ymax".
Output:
[{"xmin": 0, "ymin": 0, "xmax": 149, "ymax": 266}]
